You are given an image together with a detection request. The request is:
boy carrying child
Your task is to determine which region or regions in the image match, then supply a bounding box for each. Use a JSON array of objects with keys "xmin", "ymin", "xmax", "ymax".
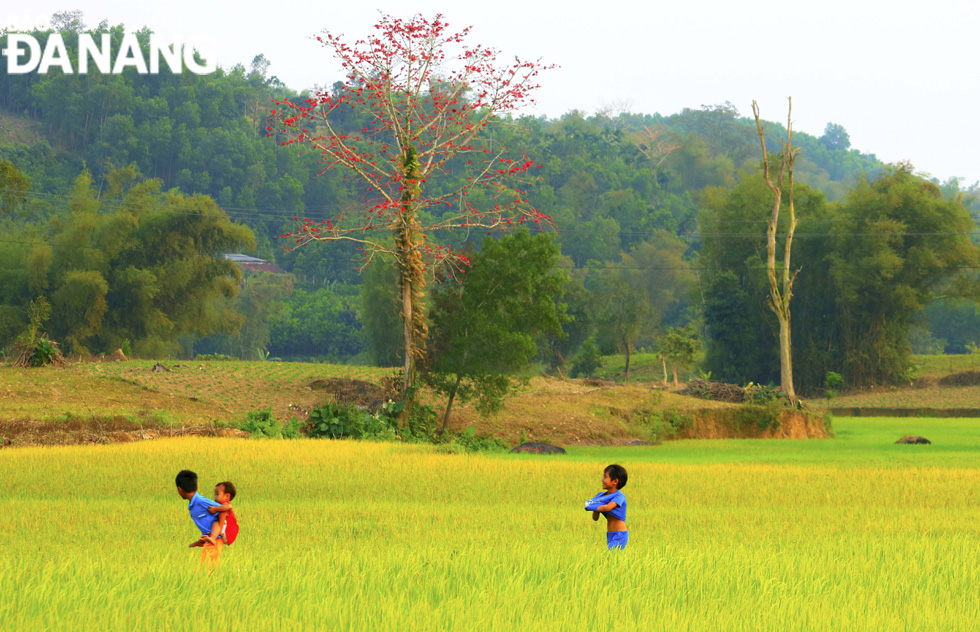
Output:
[
  {"xmin": 175, "ymin": 470, "xmax": 238, "ymax": 567},
  {"xmin": 584, "ymin": 464, "xmax": 628, "ymax": 550}
]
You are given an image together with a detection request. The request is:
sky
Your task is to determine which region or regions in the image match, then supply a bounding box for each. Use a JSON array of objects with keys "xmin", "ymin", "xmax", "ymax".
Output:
[{"xmin": 4, "ymin": 0, "xmax": 979, "ymax": 186}]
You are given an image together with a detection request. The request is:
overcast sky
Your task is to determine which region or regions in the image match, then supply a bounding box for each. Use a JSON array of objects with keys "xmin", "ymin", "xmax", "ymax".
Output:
[{"xmin": 5, "ymin": 0, "xmax": 979, "ymax": 186}]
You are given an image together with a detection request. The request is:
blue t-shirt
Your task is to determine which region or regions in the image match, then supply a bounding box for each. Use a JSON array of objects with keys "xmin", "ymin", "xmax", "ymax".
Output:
[
  {"xmin": 187, "ymin": 492, "xmax": 222, "ymax": 535},
  {"xmin": 584, "ymin": 490, "xmax": 627, "ymax": 522}
]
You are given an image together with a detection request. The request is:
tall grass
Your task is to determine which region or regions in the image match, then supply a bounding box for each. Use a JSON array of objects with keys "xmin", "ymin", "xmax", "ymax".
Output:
[{"xmin": 2, "ymin": 419, "xmax": 980, "ymax": 630}]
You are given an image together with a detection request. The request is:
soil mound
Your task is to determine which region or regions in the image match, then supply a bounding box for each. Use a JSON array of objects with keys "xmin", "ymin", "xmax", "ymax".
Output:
[{"xmin": 895, "ymin": 435, "xmax": 932, "ymax": 444}]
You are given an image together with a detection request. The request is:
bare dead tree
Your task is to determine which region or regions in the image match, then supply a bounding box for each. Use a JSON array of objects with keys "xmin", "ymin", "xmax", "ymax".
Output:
[{"xmin": 751, "ymin": 98, "xmax": 800, "ymax": 406}]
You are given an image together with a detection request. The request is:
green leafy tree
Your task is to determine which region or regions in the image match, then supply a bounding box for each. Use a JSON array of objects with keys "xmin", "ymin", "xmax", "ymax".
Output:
[
  {"xmin": 596, "ymin": 271, "xmax": 649, "ymax": 380},
  {"xmin": 820, "ymin": 123, "xmax": 851, "ymax": 151},
  {"xmin": 656, "ymin": 325, "xmax": 701, "ymax": 386},
  {"xmin": 570, "ymin": 336, "xmax": 603, "ymax": 378},
  {"xmin": 423, "ymin": 230, "xmax": 567, "ymax": 430}
]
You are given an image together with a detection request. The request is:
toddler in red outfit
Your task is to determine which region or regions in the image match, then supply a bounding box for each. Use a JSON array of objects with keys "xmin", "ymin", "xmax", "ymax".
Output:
[{"xmin": 207, "ymin": 481, "xmax": 239, "ymax": 546}]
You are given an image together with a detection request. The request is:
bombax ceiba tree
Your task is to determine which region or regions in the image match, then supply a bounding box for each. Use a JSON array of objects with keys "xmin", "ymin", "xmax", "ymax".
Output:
[{"xmin": 266, "ymin": 14, "xmax": 554, "ymax": 405}]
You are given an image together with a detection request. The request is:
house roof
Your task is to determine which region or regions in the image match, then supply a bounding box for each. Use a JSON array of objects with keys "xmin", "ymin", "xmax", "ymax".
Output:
[{"xmin": 222, "ymin": 254, "xmax": 286, "ymax": 274}]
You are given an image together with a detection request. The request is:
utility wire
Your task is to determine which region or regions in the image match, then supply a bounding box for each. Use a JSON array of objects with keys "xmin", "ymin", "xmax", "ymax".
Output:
[
  {"xmin": 2, "ymin": 239, "xmax": 978, "ymax": 272},
  {"xmin": 10, "ymin": 189, "xmax": 980, "ymax": 231}
]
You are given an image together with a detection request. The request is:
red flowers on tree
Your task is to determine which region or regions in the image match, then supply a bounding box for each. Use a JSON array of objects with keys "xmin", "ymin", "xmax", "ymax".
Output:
[{"xmin": 267, "ymin": 13, "xmax": 554, "ymax": 399}]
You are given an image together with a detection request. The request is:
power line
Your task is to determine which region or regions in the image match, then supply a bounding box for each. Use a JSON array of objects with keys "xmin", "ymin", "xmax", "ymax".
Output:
[
  {"xmin": 2, "ymin": 239, "xmax": 979, "ymax": 272},
  {"xmin": 9, "ymin": 191, "xmax": 980, "ymax": 240},
  {"xmin": 13, "ymin": 189, "xmax": 980, "ymax": 232}
]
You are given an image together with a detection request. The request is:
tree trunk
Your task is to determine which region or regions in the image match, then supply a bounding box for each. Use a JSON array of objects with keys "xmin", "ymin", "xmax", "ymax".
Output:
[
  {"xmin": 672, "ymin": 366, "xmax": 679, "ymax": 387},
  {"xmin": 623, "ymin": 340, "xmax": 632, "ymax": 381},
  {"xmin": 778, "ymin": 313, "xmax": 794, "ymax": 401},
  {"xmin": 660, "ymin": 354, "xmax": 668, "ymax": 386},
  {"xmin": 395, "ymin": 145, "xmax": 428, "ymax": 422},
  {"xmin": 441, "ymin": 374, "xmax": 463, "ymax": 433},
  {"xmin": 401, "ymin": 273, "xmax": 416, "ymax": 395}
]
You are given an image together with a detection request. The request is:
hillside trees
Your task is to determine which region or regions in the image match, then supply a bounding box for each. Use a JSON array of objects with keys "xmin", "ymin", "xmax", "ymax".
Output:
[
  {"xmin": 700, "ymin": 174, "xmax": 835, "ymax": 390},
  {"xmin": 701, "ymin": 162, "xmax": 979, "ymax": 391},
  {"xmin": 266, "ymin": 14, "xmax": 554, "ymax": 400},
  {"xmin": 831, "ymin": 163, "xmax": 979, "ymax": 386},
  {"xmin": 0, "ymin": 168, "xmax": 254, "ymax": 356}
]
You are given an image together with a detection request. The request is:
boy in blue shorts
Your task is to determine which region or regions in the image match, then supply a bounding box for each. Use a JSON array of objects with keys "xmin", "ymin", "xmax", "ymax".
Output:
[{"xmin": 584, "ymin": 464, "xmax": 628, "ymax": 549}]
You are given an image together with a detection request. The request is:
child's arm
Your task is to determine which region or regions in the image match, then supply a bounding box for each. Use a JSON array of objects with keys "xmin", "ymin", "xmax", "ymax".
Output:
[
  {"xmin": 593, "ymin": 501, "xmax": 619, "ymax": 513},
  {"xmin": 208, "ymin": 503, "xmax": 233, "ymax": 515},
  {"xmin": 592, "ymin": 511, "xmax": 601, "ymax": 521}
]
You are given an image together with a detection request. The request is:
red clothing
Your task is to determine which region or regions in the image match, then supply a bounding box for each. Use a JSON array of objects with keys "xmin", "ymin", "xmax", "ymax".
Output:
[{"xmin": 221, "ymin": 503, "xmax": 239, "ymax": 545}]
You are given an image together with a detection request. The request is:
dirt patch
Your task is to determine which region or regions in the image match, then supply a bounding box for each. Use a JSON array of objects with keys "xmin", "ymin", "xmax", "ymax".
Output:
[
  {"xmin": 581, "ymin": 378, "xmax": 618, "ymax": 388},
  {"xmin": 0, "ymin": 415, "xmax": 248, "ymax": 448},
  {"xmin": 674, "ymin": 409, "xmax": 831, "ymax": 440},
  {"xmin": 938, "ymin": 371, "xmax": 980, "ymax": 387},
  {"xmin": 308, "ymin": 378, "xmax": 395, "ymax": 411}
]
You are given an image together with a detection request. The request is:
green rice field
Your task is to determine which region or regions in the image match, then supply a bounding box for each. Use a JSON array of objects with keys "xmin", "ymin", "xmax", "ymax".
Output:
[{"xmin": 2, "ymin": 417, "xmax": 980, "ymax": 630}]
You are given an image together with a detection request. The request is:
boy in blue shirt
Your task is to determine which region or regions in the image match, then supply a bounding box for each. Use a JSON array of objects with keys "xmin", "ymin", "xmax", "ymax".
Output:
[
  {"xmin": 175, "ymin": 469, "xmax": 224, "ymax": 566},
  {"xmin": 584, "ymin": 464, "xmax": 628, "ymax": 549}
]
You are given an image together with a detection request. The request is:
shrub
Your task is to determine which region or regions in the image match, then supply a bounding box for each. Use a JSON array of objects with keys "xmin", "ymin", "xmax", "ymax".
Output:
[
  {"xmin": 238, "ymin": 409, "xmax": 302, "ymax": 439},
  {"xmin": 634, "ymin": 408, "xmax": 693, "ymax": 443},
  {"xmin": 436, "ymin": 424, "xmax": 508, "ymax": 454},
  {"xmin": 570, "ymin": 337, "xmax": 603, "ymax": 378},
  {"xmin": 306, "ymin": 401, "xmax": 398, "ymax": 440},
  {"xmin": 824, "ymin": 370, "xmax": 843, "ymax": 400},
  {"xmin": 306, "ymin": 402, "xmax": 370, "ymax": 439},
  {"xmin": 743, "ymin": 382, "xmax": 786, "ymax": 406}
]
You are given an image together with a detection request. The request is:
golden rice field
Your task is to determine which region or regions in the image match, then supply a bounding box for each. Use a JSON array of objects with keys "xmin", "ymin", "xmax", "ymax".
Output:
[{"xmin": 3, "ymin": 417, "xmax": 980, "ymax": 631}]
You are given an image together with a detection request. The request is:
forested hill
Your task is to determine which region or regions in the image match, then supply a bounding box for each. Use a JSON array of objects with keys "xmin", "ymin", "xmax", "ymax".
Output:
[
  {"xmin": 3, "ymin": 22, "xmax": 979, "ymax": 390},
  {"xmin": 0, "ymin": 23, "xmax": 901, "ymax": 270}
]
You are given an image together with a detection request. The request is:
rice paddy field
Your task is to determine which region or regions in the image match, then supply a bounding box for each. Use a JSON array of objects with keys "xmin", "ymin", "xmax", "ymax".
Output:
[{"xmin": 3, "ymin": 417, "xmax": 980, "ymax": 631}]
